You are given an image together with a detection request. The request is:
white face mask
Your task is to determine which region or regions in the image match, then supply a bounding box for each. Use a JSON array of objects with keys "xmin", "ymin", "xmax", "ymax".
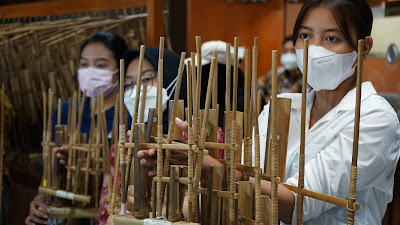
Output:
[
  {"xmin": 124, "ymin": 76, "xmax": 178, "ymax": 123},
  {"xmin": 295, "ymin": 45, "xmax": 357, "ymax": 91},
  {"xmin": 280, "ymin": 53, "xmax": 298, "ymax": 71}
]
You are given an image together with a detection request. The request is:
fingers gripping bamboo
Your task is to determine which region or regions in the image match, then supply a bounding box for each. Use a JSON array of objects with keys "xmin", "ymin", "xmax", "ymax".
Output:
[
  {"xmin": 297, "ymin": 39, "xmax": 309, "ymax": 225},
  {"xmin": 270, "ymin": 50, "xmax": 279, "ymax": 225},
  {"xmin": 346, "ymin": 39, "xmax": 364, "ymax": 225}
]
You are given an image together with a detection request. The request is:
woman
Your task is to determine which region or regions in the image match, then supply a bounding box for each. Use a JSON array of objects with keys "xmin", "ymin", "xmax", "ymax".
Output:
[
  {"xmin": 99, "ymin": 47, "xmax": 189, "ymax": 224},
  {"xmin": 25, "ymin": 31, "xmax": 130, "ymax": 225},
  {"xmin": 254, "ymin": 0, "xmax": 399, "ymax": 224}
]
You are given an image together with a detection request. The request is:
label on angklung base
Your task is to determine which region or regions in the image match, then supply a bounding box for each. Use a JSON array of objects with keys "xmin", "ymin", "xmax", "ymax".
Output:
[{"xmin": 143, "ymin": 219, "xmax": 172, "ymax": 225}]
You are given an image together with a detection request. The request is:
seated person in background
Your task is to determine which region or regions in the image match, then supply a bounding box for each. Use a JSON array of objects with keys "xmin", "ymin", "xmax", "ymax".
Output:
[
  {"xmin": 25, "ymin": 31, "xmax": 130, "ymax": 225},
  {"xmin": 258, "ymin": 35, "xmax": 302, "ymax": 103},
  {"xmin": 100, "ymin": 47, "xmax": 186, "ymax": 224}
]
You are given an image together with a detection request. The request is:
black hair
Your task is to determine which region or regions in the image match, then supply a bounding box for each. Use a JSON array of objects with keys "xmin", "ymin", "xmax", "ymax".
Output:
[
  {"xmin": 80, "ymin": 31, "xmax": 128, "ymax": 68},
  {"xmin": 293, "ymin": 0, "xmax": 373, "ymax": 50}
]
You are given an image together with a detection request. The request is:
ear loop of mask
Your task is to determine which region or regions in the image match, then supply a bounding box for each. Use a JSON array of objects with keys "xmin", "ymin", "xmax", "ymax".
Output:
[{"xmin": 166, "ymin": 75, "xmax": 178, "ymax": 99}]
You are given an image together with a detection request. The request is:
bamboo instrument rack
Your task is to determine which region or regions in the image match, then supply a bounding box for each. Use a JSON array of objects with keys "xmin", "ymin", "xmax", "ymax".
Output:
[{"xmin": 39, "ymin": 88, "xmax": 111, "ymax": 222}]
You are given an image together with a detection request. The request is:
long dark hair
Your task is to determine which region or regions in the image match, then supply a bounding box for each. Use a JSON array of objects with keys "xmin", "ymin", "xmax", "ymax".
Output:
[
  {"xmin": 293, "ymin": 0, "xmax": 373, "ymax": 50},
  {"xmin": 80, "ymin": 31, "xmax": 128, "ymax": 68}
]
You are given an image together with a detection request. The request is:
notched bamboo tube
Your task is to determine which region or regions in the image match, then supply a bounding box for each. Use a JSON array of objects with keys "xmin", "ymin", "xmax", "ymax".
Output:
[
  {"xmin": 346, "ymin": 39, "xmax": 364, "ymax": 225},
  {"xmin": 297, "ymin": 39, "xmax": 309, "ymax": 225}
]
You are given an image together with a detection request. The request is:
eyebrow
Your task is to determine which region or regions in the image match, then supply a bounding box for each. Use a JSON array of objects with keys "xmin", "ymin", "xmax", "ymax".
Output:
[{"xmin": 299, "ymin": 26, "xmax": 341, "ymax": 33}]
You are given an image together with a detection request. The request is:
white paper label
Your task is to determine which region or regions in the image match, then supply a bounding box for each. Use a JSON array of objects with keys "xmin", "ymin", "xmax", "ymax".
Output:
[
  {"xmin": 55, "ymin": 190, "xmax": 75, "ymax": 200},
  {"xmin": 143, "ymin": 219, "xmax": 172, "ymax": 225}
]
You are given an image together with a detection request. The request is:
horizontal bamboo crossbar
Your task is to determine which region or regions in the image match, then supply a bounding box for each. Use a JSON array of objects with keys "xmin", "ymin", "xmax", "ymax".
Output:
[
  {"xmin": 39, "ymin": 206, "xmax": 98, "ymax": 218},
  {"xmin": 113, "ymin": 215, "xmax": 200, "ymax": 225},
  {"xmin": 38, "ymin": 186, "xmax": 91, "ymax": 203},
  {"xmin": 283, "ymin": 184, "xmax": 359, "ymax": 210}
]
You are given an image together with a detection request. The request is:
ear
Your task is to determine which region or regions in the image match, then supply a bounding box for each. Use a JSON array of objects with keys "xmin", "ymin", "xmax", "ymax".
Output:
[{"xmin": 362, "ymin": 36, "xmax": 373, "ymax": 57}]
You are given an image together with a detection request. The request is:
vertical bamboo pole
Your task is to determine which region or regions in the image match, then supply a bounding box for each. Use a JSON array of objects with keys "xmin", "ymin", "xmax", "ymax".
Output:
[
  {"xmin": 94, "ymin": 99, "xmax": 101, "ymax": 208},
  {"xmin": 297, "ymin": 39, "xmax": 309, "ymax": 225},
  {"xmin": 252, "ymin": 44, "xmax": 261, "ymax": 224},
  {"xmin": 66, "ymin": 92, "xmax": 76, "ymax": 192},
  {"xmin": 84, "ymin": 100, "xmax": 96, "ymax": 196},
  {"xmin": 139, "ymin": 85, "xmax": 147, "ymax": 123},
  {"xmin": 46, "ymin": 89, "xmax": 53, "ymax": 189},
  {"xmin": 42, "ymin": 91, "xmax": 47, "ymax": 188},
  {"xmin": 119, "ymin": 58, "xmax": 127, "ymax": 215},
  {"xmin": 186, "ymin": 61, "xmax": 194, "ymax": 222},
  {"xmin": 346, "ymin": 39, "xmax": 364, "ymax": 225},
  {"xmin": 243, "ymin": 49, "xmax": 251, "ymax": 171},
  {"xmin": 164, "ymin": 52, "xmax": 186, "ymax": 176},
  {"xmin": 156, "ymin": 37, "xmax": 165, "ymax": 218},
  {"xmin": 125, "ymin": 46, "xmax": 145, "ymax": 200},
  {"xmin": 270, "ymin": 50, "xmax": 279, "ymax": 225},
  {"xmin": 229, "ymin": 37, "xmax": 239, "ymax": 225}
]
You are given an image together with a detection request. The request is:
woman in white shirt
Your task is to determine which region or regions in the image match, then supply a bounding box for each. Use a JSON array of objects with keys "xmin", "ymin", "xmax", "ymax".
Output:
[{"xmin": 252, "ymin": 0, "xmax": 400, "ymax": 224}]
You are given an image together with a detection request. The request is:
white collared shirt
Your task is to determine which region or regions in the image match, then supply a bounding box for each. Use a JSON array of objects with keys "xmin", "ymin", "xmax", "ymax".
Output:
[{"xmin": 256, "ymin": 82, "xmax": 400, "ymax": 224}]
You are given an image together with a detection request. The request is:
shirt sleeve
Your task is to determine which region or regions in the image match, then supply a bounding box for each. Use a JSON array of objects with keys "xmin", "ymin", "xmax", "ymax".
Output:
[{"xmin": 285, "ymin": 104, "xmax": 400, "ymax": 223}]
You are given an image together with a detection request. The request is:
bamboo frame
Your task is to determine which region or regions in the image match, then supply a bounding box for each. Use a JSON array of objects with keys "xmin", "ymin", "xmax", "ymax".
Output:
[{"xmin": 0, "ymin": 84, "xmax": 4, "ymax": 219}]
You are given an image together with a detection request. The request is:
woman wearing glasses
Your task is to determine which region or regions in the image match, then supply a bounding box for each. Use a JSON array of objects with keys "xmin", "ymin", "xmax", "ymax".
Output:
[{"xmin": 99, "ymin": 47, "xmax": 186, "ymax": 224}]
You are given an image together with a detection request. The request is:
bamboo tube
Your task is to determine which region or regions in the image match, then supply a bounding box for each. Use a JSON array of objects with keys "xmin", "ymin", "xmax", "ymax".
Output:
[
  {"xmin": 186, "ymin": 61, "xmax": 194, "ymax": 223},
  {"xmin": 46, "ymin": 89, "xmax": 53, "ymax": 189},
  {"xmin": 270, "ymin": 50, "xmax": 279, "ymax": 225},
  {"xmin": 194, "ymin": 57, "xmax": 216, "ymax": 190},
  {"xmin": 0, "ymin": 84, "xmax": 4, "ymax": 218},
  {"xmin": 120, "ymin": 59, "xmax": 125, "ymax": 126},
  {"xmin": 42, "ymin": 91, "xmax": 47, "ymax": 188},
  {"xmin": 133, "ymin": 123, "xmax": 149, "ymax": 219},
  {"xmin": 212, "ymin": 51, "xmax": 218, "ymax": 110},
  {"xmin": 195, "ymin": 36, "xmax": 202, "ymax": 116},
  {"xmin": 225, "ymin": 43, "xmax": 232, "ymax": 126},
  {"xmin": 125, "ymin": 45, "xmax": 145, "ymax": 202},
  {"xmin": 164, "ymin": 52, "xmax": 186, "ymax": 178},
  {"xmin": 84, "ymin": 99, "xmax": 96, "ymax": 196},
  {"xmin": 232, "ymin": 37, "xmax": 239, "ymax": 118},
  {"xmin": 346, "ymin": 39, "xmax": 364, "ymax": 225},
  {"xmin": 66, "ymin": 92, "xmax": 76, "ymax": 191},
  {"xmin": 252, "ymin": 45, "xmax": 262, "ymax": 224},
  {"xmin": 94, "ymin": 100, "xmax": 101, "ymax": 208},
  {"xmin": 100, "ymin": 90, "xmax": 110, "ymax": 178},
  {"xmin": 210, "ymin": 165, "xmax": 223, "ymax": 225},
  {"xmin": 229, "ymin": 37, "xmax": 239, "ymax": 224},
  {"xmin": 57, "ymin": 98, "xmax": 62, "ymax": 125},
  {"xmin": 119, "ymin": 124, "xmax": 127, "ymax": 215},
  {"xmin": 168, "ymin": 165, "xmax": 181, "ymax": 221},
  {"xmin": 38, "ymin": 186, "xmax": 91, "ymax": 203},
  {"xmin": 39, "ymin": 206, "xmax": 98, "ymax": 219},
  {"xmin": 132, "ymin": 45, "xmax": 146, "ymax": 124},
  {"xmin": 76, "ymin": 90, "xmax": 87, "ymax": 133},
  {"xmin": 67, "ymin": 97, "xmax": 72, "ymax": 133},
  {"xmin": 139, "ymin": 85, "xmax": 147, "ymax": 123},
  {"xmin": 156, "ymin": 37, "xmax": 165, "ymax": 218},
  {"xmin": 110, "ymin": 135, "xmax": 121, "ymax": 215},
  {"xmin": 244, "ymin": 49, "xmax": 251, "ymax": 169},
  {"xmin": 297, "ymin": 39, "xmax": 309, "ymax": 225},
  {"xmin": 112, "ymin": 93, "xmax": 119, "ymax": 151},
  {"xmin": 237, "ymin": 181, "xmax": 252, "ymax": 224}
]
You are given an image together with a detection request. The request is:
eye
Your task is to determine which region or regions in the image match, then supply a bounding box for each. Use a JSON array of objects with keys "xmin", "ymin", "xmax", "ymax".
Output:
[
  {"xmin": 326, "ymin": 36, "xmax": 340, "ymax": 42},
  {"xmin": 96, "ymin": 63, "xmax": 107, "ymax": 69},
  {"xmin": 299, "ymin": 33, "xmax": 309, "ymax": 39}
]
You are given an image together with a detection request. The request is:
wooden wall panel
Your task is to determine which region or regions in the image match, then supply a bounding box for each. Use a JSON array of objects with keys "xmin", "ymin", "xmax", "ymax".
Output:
[
  {"xmin": 364, "ymin": 58, "xmax": 400, "ymax": 93},
  {"xmin": 0, "ymin": 0, "xmax": 146, "ymax": 18},
  {"xmin": 187, "ymin": 0, "xmax": 285, "ymax": 76}
]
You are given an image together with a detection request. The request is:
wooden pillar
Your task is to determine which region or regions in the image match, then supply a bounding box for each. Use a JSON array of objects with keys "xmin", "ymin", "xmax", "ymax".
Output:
[{"xmin": 147, "ymin": 0, "xmax": 164, "ymax": 47}]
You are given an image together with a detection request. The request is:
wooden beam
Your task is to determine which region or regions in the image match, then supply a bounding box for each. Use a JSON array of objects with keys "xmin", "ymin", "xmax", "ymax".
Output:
[
  {"xmin": 0, "ymin": 0, "xmax": 146, "ymax": 18},
  {"xmin": 147, "ymin": 0, "xmax": 164, "ymax": 47}
]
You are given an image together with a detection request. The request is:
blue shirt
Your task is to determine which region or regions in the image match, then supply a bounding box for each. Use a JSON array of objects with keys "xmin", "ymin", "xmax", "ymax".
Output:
[{"xmin": 50, "ymin": 97, "xmax": 132, "ymax": 143}]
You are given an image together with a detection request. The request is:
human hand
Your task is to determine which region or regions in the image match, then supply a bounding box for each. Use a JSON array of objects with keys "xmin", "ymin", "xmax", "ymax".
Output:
[
  {"xmin": 53, "ymin": 146, "xmax": 69, "ymax": 165},
  {"xmin": 25, "ymin": 194, "xmax": 50, "ymax": 225}
]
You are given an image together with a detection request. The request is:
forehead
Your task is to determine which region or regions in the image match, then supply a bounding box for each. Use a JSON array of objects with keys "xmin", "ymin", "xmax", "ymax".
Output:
[
  {"xmin": 80, "ymin": 42, "xmax": 114, "ymax": 60},
  {"xmin": 126, "ymin": 58, "xmax": 155, "ymax": 76},
  {"xmin": 301, "ymin": 6, "xmax": 340, "ymax": 31}
]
